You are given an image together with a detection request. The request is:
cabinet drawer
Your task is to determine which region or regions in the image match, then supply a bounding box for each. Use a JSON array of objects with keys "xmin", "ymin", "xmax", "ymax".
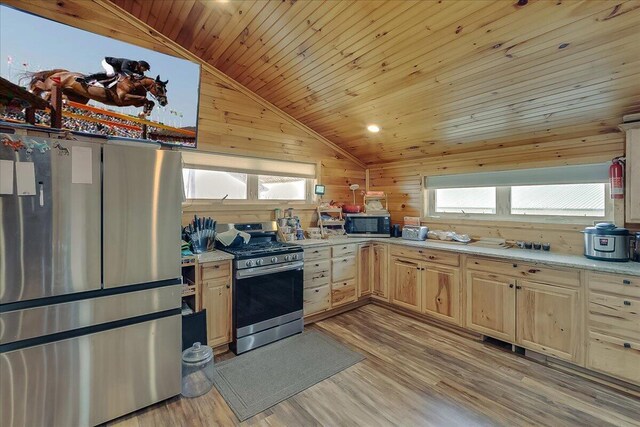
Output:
[
  {"xmin": 332, "ymin": 244, "xmax": 357, "ymax": 257},
  {"xmin": 304, "ymin": 260, "xmax": 331, "ymax": 289},
  {"xmin": 390, "ymin": 246, "xmax": 459, "ymax": 266},
  {"xmin": 304, "ymin": 284, "xmax": 331, "ymax": 316},
  {"xmin": 304, "ymin": 247, "xmax": 331, "ymax": 262},
  {"xmin": 305, "ymin": 259, "xmax": 331, "ymax": 275},
  {"xmin": 587, "ymin": 332, "xmax": 640, "ymax": 385},
  {"xmin": 589, "ymin": 293, "xmax": 640, "ymax": 341},
  {"xmin": 466, "ymin": 256, "xmax": 579, "ymax": 287},
  {"xmin": 332, "ymin": 255, "xmax": 357, "ymax": 282},
  {"xmin": 331, "ymin": 279, "xmax": 357, "ymax": 307},
  {"xmin": 588, "ymin": 272, "xmax": 640, "ymax": 298},
  {"xmin": 200, "ymin": 261, "xmax": 230, "ymax": 280}
]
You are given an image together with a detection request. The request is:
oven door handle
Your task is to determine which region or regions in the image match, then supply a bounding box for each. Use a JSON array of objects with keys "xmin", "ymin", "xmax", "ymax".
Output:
[{"xmin": 236, "ymin": 261, "xmax": 304, "ymax": 279}]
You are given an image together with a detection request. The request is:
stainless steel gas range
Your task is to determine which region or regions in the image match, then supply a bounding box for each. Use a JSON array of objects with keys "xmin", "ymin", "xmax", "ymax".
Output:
[{"xmin": 217, "ymin": 222, "xmax": 304, "ymax": 354}]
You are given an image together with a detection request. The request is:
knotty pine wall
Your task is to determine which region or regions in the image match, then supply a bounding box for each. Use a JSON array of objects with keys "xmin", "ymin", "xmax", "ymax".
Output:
[
  {"xmin": 369, "ymin": 132, "xmax": 626, "ymax": 255},
  {"xmin": 7, "ymin": 0, "xmax": 365, "ymax": 228}
]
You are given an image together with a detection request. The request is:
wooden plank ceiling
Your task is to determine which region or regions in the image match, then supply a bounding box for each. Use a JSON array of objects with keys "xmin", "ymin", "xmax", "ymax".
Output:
[{"xmin": 111, "ymin": 0, "xmax": 640, "ymax": 165}]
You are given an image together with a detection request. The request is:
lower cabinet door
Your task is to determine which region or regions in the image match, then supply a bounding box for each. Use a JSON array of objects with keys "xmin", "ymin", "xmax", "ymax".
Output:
[
  {"xmin": 466, "ymin": 272, "xmax": 516, "ymax": 341},
  {"xmin": 357, "ymin": 244, "xmax": 372, "ymax": 297},
  {"xmin": 390, "ymin": 258, "xmax": 421, "ymax": 312},
  {"xmin": 516, "ymin": 280, "xmax": 580, "ymax": 362},
  {"xmin": 422, "ymin": 265, "xmax": 460, "ymax": 325},
  {"xmin": 201, "ymin": 279, "xmax": 232, "ymax": 347},
  {"xmin": 372, "ymin": 244, "xmax": 389, "ymax": 300},
  {"xmin": 304, "ymin": 284, "xmax": 331, "ymax": 316}
]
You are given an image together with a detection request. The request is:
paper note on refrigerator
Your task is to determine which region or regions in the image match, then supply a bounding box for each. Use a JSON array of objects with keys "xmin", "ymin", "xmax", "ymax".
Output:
[
  {"xmin": 71, "ymin": 146, "xmax": 93, "ymax": 184},
  {"xmin": 16, "ymin": 162, "xmax": 36, "ymax": 196},
  {"xmin": 0, "ymin": 159, "xmax": 14, "ymax": 195}
]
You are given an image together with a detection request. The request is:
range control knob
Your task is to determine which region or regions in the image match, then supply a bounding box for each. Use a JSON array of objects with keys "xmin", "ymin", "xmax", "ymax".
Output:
[
  {"xmin": 284, "ymin": 255, "xmax": 291, "ymax": 261},
  {"xmin": 292, "ymin": 254, "xmax": 299, "ymax": 260},
  {"xmin": 245, "ymin": 260, "xmax": 254, "ymax": 267},
  {"xmin": 271, "ymin": 256, "xmax": 278, "ymax": 263},
  {"xmin": 255, "ymin": 259, "xmax": 263, "ymax": 266}
]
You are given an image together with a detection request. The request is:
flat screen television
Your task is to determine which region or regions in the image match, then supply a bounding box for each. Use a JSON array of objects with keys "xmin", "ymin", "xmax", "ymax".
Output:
[{"xmin": 0, "ymin": 5, "xmax": 200, "ymax": 148}]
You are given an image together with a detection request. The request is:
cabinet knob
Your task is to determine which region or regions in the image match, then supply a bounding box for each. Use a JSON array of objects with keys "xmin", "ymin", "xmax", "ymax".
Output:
[
  {"xmin": 513, "ymin": 264, "xmax": 518, "ymax": 268},
  {"xmin": 516, "ymin": 285, "xmax": 522, "ymax": 290},
  {"xmin": 624, "ymin": 343, "xmax": 631, "ymax": 349},
  {"xmin": 509, "ymin": 284, "xmax": 514, "ymax": 288},
  {"xmin": 315, "ymin": 289, "xmax": 319, "ymax": 293},
  {"xmin": 418, "ymin": 250, "xmax": 423, "ymax": 253},
  {"xmin": 429, "ymin": 256, "xmax": 436, "ymax": 260},
  {"xmin": 226, "ymin": 284, "xmax": 230, "ymax": 289},
  {"xmin": 528, "ymin": 269, "xmax": 540, "ymax": 274},
  {"xmin": 623, "ymin": 279, "xmax": 631, "ymax": 285},
  {"xmin": 624, "ymin": 300, "xmax": 631, "ymax": 306}
]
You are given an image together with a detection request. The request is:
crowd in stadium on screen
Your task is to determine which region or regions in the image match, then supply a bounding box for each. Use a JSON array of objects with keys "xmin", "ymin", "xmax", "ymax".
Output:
[{"xmin": 1, "ymin": 105, "xmax": 194, "ymax": 145}]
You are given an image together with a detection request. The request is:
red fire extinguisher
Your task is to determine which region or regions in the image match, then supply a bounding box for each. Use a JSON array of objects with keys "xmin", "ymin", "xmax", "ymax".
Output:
[{"xmin": 610, "ymin": 157, "xmax": 625, "ymax": 199}]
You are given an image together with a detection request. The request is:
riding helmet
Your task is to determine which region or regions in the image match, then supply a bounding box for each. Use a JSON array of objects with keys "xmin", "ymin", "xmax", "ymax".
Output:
[{"xmin": 139, "ymin": 60, "xmax": 150, "ymax": 71}]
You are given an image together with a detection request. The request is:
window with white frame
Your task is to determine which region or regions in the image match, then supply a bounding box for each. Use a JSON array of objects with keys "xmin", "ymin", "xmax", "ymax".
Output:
[
  {"xmin": 425, "ymin": 163, "xmax": 613, "ymax": 223},
  {"xmin": 181, "ymin": 151, "xmax": 316, "ymax": 202}
]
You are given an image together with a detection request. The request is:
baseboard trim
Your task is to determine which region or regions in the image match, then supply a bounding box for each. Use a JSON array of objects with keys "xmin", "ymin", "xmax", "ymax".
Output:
[
  {"xmin": 545, "ymin": 358, "xmax": 640, "ymax": 398},
  {"xmin": 304, "ymin": 298, "xmax": 370, "ymax": 325},
  {"xmin": 370, "ymin": 299, "xmax": 482, "ymax": 341}
]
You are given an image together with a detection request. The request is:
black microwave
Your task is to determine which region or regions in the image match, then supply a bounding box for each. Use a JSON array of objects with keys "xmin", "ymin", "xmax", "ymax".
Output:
[{"xmin": 344, "ymin": 214, "xmax": 391, "ymax": 237}]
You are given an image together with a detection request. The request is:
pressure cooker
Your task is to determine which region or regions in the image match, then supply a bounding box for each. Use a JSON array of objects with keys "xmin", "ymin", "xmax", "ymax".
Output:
[{"xmin": 582, "ymin": 223, "xmax": 630, "ymax": 262}]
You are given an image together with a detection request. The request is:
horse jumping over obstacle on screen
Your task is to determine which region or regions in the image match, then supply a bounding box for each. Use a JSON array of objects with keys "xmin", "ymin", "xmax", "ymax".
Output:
[{"xmin": 25, "ymin": 69, "xmax": 168, "ymax": 117}]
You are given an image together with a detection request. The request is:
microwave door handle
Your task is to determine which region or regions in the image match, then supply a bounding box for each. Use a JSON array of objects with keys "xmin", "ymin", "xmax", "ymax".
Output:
[{"xmin": 236, "ymin": 261, "xmax": 304, "ymax": 279}]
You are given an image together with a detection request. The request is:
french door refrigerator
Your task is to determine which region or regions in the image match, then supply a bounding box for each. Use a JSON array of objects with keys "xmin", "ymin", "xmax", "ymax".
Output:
[{"xmin": 0, "ymin": 135, "xmax": 183, "ymax": 426}]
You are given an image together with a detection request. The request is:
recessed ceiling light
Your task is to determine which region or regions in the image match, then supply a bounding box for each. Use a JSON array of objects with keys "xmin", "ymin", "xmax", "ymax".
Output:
[{"xmin": 367, "ymin": 124, "xmax": 380, "ymax": 133}]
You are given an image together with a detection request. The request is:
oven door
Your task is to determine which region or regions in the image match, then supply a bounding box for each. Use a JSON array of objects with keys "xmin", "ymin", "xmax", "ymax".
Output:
[{"xmin": 234, "ymin": 261, "xmax": 303, "ymax": 337}]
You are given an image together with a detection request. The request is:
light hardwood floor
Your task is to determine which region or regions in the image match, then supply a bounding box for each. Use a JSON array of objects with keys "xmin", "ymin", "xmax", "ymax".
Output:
[{"xmin": 108, "ymin": 305, "xmax": 640, "ymax": 427}]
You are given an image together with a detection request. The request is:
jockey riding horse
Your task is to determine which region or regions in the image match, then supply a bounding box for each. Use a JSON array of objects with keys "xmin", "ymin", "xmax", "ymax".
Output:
[{"xmin": 77, "ymin": 57, "xmax": 150, "ymax": 87}]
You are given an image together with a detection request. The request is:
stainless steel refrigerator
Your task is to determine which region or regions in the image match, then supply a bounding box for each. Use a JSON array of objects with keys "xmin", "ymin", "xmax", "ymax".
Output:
[{"xmin": 0, "ymin": 134, "xmax": 183, "ymax": 426}]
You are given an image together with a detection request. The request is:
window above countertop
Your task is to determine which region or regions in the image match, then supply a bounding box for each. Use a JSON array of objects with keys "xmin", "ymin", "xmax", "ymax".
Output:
[{"xmin": 423, "ymin": 163, "xmax": 613, "ymax": 224}]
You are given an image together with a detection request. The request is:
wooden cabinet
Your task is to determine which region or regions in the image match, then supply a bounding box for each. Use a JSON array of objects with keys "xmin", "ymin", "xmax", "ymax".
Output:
[
  {"xmin": 303, "ymin": 248, "xmax": 331, "ymax": 316},
  {"xmin": 390, "ymin": 258, "xmax": 421, "ymax": 312},
  {"xmin": 621, "ymin": 125, "xmax": 640, "ymax": 223},
  {"xmin": 587, "ymin": 332, "xmax": 640, "ymax": 385},
  {"xmin": 304, "ymin": 284, "xmax": 331, "ymax": 316},
  {"xmin": 516, "ymin": 280, "xmax": 580, "ymax": 362},
  {"xmin": 372, "ymin": 243, "xmax": 389, "ymax": 301},
  {"xmin": 199, "ymin": 260, "xmax": 233, "ymax": 348},
  {"xmin": 587, "ymin": 272, "xmax": 640, "ymax": 385},
  {"xmin": 332, "ymin": 255, "xmax": 357, "ymax": 282},
  {"xmin": 466, "ymin": 257, "xmax": 583, "ymax": 363},
  {"xmin": 422, "ymin": 264, "xmax": 460, "ymax": 325},
  {"xmin": 358, "ymin": 244, "xmax": 372, "ymax": 297},
  {"xmin": 466, "ymin": 272, "xmax": 516, "ymax": 342},
  {"xmin": 201, "ymin": 278, "xmax": 232, "ymax": 348}
]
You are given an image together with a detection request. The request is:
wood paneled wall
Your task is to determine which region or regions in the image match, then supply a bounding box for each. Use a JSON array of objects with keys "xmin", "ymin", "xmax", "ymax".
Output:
[
  {"xmin": 369, "ymin": 132, "xmax": 625, "ymax": 255},
  {"xmin": 5, "ymin": 0, "xmax": 365, "ymax": 228}
]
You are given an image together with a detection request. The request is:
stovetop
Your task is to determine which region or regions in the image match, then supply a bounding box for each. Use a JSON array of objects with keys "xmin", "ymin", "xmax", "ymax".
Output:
[{"xmin": 223, "ymin": 241, "xmax": 301, "ymax": 257}]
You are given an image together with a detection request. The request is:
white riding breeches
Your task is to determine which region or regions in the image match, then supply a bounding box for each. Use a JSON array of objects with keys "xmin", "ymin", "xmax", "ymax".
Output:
[{"xmin": 101, "ymin": 59, "xmax": 116, "ymax": 77}]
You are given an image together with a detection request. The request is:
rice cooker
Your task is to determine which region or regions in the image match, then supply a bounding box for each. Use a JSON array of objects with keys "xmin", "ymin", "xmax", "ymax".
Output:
[{"xmin": 583, "ymin": 223, "xmax": 630, "ymax": 262}]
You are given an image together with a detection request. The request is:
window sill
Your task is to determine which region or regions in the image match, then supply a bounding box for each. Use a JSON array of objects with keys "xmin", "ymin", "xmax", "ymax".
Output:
[{"xmin": 422, "ymin": 215, "xmax": 605, "ymax": 228}]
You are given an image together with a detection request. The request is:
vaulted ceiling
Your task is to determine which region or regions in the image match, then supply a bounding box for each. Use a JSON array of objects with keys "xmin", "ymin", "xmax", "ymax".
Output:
[{"xmin": 111, "ymin": 0, "xmax": 639, "ymax": 165}]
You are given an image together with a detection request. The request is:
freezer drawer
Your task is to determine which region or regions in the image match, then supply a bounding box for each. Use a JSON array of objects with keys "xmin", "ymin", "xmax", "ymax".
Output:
[
  {"xmin": 102, "ymin": 144, "xmax": 182, "ymax": 288},
  {"xmin": 0, "ymin": 136, "xmax": 101, "ymax": 304},
  {"xmin": 0, "ymin": 314, "xmax": 181, "ymax": 427},
  {"xmin": 0, "ymin": 284, "xmax": 181, "ymax": 344}
]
